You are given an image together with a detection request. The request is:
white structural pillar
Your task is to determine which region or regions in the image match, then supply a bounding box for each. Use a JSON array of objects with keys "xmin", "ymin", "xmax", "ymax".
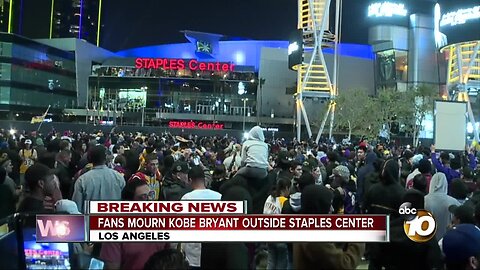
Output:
[{"xmin": 295, "ymin": 0, "xmax": 335, "ymax": 141}]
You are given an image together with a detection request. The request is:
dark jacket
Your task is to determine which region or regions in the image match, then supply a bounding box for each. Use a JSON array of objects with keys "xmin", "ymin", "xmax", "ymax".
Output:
[
  {"xmin": 293, "ymin": 242, "xmax": 364, "ymax": 270},
  {"xmin": 400, "ymin": 158, "xmax": 413, "ymax": 187},
  {"xmin": 282, "ymin": 192, "xmax": 302, "ymax": 214},
  {"xmin": 325, "ymin": 161, "xmax": 339, "ymax": 184},
  {"xmin": 220, "ymin": 173, "xmax": 273, "ymax": 214},
  {"xmin": 0, "ymin": 184, "xmax": 15, "ymax": 219},
  {"xmin": 201, "ymin": 184, "xmax": 253, "ymax": 269},
  {"xmin": 364, "ymin": 181, "xmax": 405, "ymax": 215},
  {"xmin": 368, "ymin": 217, "xmax": 444, "ymax": 270},
  {"xmin": 55, "ymin": 162, "xmax": 73, "ymax": 199},
  {"xmin": 363, "ymin": 172, "xmax": 380, "ymax": 199},
  {"xmin": 17, "ymin": 196, "xmax": 51, "ymax": 213},
  {"xmin": 201, "ymin": 242, "xmax": 249, "ymax": 270},
  {"xmin": 364, "ymin": 159, "xmax": 406, "ymax": 215},
  {"xmin": 356, "ymin": 152, "xmax": 377, "ymax": 205},
  {"xmin": 160, "ymin": 175, "xmax": 191, "ymax": 201}
]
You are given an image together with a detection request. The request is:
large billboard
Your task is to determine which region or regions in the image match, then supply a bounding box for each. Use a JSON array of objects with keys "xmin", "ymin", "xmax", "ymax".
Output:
[
  {"xmin": 434, "ymin": 101, "xmax": 467, "ymax": 151},
  {"xmin": 437, "ymin": 0, "xmax": 480, "ymax": 45}
]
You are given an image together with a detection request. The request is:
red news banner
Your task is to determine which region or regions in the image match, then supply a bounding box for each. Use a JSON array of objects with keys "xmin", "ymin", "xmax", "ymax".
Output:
[{"xmin": 87, "ymin": 201, "xmax": 389, "ymax": 243}]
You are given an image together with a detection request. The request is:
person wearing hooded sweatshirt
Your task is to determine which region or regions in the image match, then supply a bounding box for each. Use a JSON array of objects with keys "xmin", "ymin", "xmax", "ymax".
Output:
[
  {"xmin": 293, "ymin": 185, "xmax": 364, "ymax": 270},
  {"xmin": 425, "ymin": 172, "xmax": 461, "ymax": 241},
  {"xmin": 369, "ymin": 189, "xmax": 443, "ymax": 269},
  {"xmin": 363, "ymin": 158, "xmax": 406, "ymax": 216},
  {"xmin": 236, "ymin": 126, "xmax": 269, "ymax": 180},
  {"xmin": 356, "ymin": 152, "xmax": 377, "ymax": 211},
  {"xmin": 363, "ymin": 158, "xmax": 406, "ymax": 269}
]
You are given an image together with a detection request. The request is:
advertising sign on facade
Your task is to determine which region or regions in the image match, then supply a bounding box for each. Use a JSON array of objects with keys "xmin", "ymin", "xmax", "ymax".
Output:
[{"xmin": 135, "ymin": 58, "xmax": 235, "ymax": 72}]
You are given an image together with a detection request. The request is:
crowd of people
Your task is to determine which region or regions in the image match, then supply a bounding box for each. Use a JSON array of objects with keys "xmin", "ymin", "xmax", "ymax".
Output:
[{"xmin": 1, "ymin": 126, "xmax": 480, "ymax": 269}]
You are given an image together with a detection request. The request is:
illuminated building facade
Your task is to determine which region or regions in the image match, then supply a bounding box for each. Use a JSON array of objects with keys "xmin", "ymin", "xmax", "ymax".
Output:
[
  {"xmin": 80, "ymin": 31, "xmax": 374, "ymax": 131},
  {"xmin": 366, "ymin": 0, "xmax": 441, "ymax": 93},
  {"xmin": 436, "ymin": 0, "xmax": 480, "ymax": 140},
  {"xmin": 1, "ymin": 30, "xmax": 374, "ymax": 134},
  {"xmin": 0, "ymin": 33, "xmax": 77, "ymax": 121},
  {"xmin": 0, "ymin": 0, "xmax": 102, "ymax": 45}
]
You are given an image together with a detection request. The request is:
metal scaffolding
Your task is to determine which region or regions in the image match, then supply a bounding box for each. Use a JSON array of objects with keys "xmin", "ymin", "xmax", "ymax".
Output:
[
  {"xmin": 294, "ymin": 0, "xmax": 340, "ymax": 142},
  {"xmin": 442, "ymin": 41, "xmax": 480, "ymax": 142}
]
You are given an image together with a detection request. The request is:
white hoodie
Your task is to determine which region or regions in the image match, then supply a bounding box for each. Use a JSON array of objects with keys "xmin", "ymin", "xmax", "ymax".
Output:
[{"xmin": 241, "ymin": 126, "xmax": 269, "ymax": 169}]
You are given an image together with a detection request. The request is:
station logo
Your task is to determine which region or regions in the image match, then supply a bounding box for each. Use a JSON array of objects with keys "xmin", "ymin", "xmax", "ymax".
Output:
[
  {"xmin": 36, "ymin": 215, "xmax": 86, "ymax": 242},
  {"xmin": 399, "ymin": 202, "xmax": 437, "ymax": 242}
]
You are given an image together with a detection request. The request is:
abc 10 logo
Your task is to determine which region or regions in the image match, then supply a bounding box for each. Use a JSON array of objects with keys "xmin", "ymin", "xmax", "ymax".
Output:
[{"xmin": 399, "ymin": 202, "xmax": 437, "ymax": 242}]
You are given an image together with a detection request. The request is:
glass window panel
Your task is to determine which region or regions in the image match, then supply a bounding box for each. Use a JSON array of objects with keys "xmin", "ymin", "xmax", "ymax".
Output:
[
  {"xmin": 376, "ymin": 50, "xmax": 396, "ymax": 83},
  {"xmin": 8, "ymin": 88, "xmax": 75, "ymax": 108},
  {"xmin": 395, "ymin": 51, "xmax": 408, "ymax": 82},
  {"xmin": 0, "ymin": 87, "xmax": 10, "ymax": 104},
  {"xmin": 0, "ymin": 42, "xmax": 12, "ymax": 57},
  {"xmin": 11, "ymin": 44, "xmax": 75, "ymax": 72},
  {"xmin": 11, "ymin": 64, "xmax": 76, "ymax": 91},
  {"xmin": 375, "ymin": 49, "xmax": 408, "ymax": 86}
]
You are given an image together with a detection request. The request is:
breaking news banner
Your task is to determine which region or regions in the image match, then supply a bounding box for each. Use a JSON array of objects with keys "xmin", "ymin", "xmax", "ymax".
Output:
[
  {"xmin": 88, "ymin": 201, "xmax": 246, "ymax": 214},
  {"xmin": 35, "ymin": 201, "xmax": 390, "ymax": 243},
  {"xmin": 88, "ymin": 215, "xmax": 388, "ymax": 242}
]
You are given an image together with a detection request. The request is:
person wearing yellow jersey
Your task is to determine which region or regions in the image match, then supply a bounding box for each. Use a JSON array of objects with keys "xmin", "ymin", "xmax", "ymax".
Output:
[
  {"xmin": 138, "ymin": 136, "xmax": 158, "ymax": 170},
  {"xmin": 19, "ymin": 139, "xmax": 37, "ymax": 186},
  {"xmin": 129, "ymin": 153, "xmax": 162, "ymax": 200},
  {"xmin": 263, "ymin": 177, "xmax": 291, "ymax": 270}
]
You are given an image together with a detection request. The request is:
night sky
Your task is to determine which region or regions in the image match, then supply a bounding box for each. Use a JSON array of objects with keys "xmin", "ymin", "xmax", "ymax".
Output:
[{"xmin": 102, "ymin": 0, "xmax": 368, "ymax": 52}]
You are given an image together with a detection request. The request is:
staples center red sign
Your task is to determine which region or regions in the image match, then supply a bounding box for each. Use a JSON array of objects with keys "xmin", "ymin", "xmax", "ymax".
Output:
[
  {"xmin": 169, "ymin": 121, "xmax": 224, "ymax": 130},
  {"xmin": 135, "ymin": 58, "xmax": 235, "ymax": 72}
]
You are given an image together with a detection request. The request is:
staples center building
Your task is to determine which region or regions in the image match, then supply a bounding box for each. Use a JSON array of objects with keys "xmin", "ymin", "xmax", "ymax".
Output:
[{"xmin": 1, "ymin": 30, "xmax": 374, "ymax": 135}]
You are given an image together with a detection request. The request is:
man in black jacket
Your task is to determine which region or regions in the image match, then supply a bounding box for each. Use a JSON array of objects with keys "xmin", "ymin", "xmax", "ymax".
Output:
[
  {"xmin": 371, "ymin": 189, "xmax": 443, "ymax": 270},
  {"xmin": 160, "ymin": 161, "xmax": 191, "ymax": 201},
  {"xmin": 55, "ymin": 150, "xmax": 73, "ymax": 199},
  {"xmin": 357, "ymin": 152, "xmax": 377, "ymax": 211},
  {"xmin": 202, "ymin": 185, "xmax": 252, "ymax": 269}
]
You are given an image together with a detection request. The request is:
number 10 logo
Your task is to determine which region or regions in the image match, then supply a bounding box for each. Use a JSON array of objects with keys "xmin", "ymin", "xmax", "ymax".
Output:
[{"xmin": 403, "ymin": 209, "xmax": 437, "ymax": 242}]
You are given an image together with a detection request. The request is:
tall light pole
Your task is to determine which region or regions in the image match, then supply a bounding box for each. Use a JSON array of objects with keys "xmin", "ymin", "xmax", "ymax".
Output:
[{"xmin": 242, "ymin": 98, "xmax": 248, "ymax": 131}]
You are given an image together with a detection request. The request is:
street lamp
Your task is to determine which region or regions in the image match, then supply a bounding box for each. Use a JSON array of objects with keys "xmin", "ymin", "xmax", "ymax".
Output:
[{"xmin": 242, "ymin": 98, "xmax": 248, "ymax": 132}]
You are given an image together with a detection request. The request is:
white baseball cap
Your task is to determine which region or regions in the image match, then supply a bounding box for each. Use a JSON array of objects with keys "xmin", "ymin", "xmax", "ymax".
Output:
[
  {"xmin": 55, "ymin": 199, "xmax": 81, "ymax": 214},
  {"xmin": 25, "ymin": 139, "xmax": 32, "ymax": 144}
]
